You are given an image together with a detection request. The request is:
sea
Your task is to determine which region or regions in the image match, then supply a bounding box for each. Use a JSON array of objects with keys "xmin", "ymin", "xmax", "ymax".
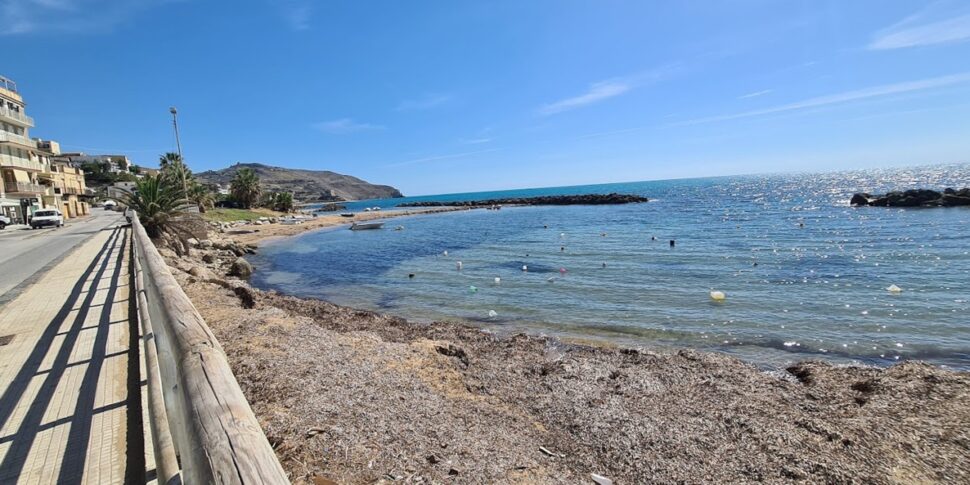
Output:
[{"xmin": 249, "ymin": 164, "xmax": 970, "ymax": 370}]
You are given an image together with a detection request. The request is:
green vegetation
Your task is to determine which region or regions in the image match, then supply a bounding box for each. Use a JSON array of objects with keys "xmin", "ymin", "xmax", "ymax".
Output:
[
  {"xmin": 118, "ymin": 175, "xmax": 186, "ymax": 238},
  {"xmin": 230, "ymin": 168, "xmax": 262, "ymax": 209},
  {"xmin": 80, "ymin": 161, "xmax": 137, "ymax": 186},
  {"xmin": 203, "ymin": 207, "xmax": 281, "ymax": 223}
]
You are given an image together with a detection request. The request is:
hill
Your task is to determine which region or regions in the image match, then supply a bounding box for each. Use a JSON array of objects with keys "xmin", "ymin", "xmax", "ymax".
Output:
[{"xmin": 196, "ymin": 163, "xmax": 403, "ymax": 202}]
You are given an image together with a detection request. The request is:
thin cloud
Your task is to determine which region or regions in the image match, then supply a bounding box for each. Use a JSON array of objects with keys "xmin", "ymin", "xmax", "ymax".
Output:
[
  {"xmin": 738, "ymin": 89, "xmax": 772, "ymax": 99},
  {"xmin": 459, "ymin": 137, "xmax": 492, "ymax": 145},
  {"xmin": 538, "ymin": 80, "xmax": 631, "ymax": 116},
  {"xmin": 676, "ymin": 72, "xmax": 970, "ymax": 125},
  {"xmin": 385, "ymin": 148, "xmax": 501, "ymax": 168},
  {"xmin": 397, "ymin": 93, "xmax": 452, "ymax": 111},
  {"xmin": 283, "ymin": 3, "xmax": 311, "ymax": 31},
  {"xmin": 537, "ymin": 64, "xmax": 680, "ymax": 116},
  {"xmin": 1, "ymin": 0, "xmax": 183, "ymax": 35},
  {"xmin": 869, "ymin": 10, "xmax": 970, "ymax": 50},
  {"xmin": 312, "ymin": 118, "xmax": 384, "ymax": 134}
]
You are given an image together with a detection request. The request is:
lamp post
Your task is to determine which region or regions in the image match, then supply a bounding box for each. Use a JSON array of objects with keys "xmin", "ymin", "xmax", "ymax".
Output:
[{"xmin": 170, "ymin": 107, "xmax": 189, "ymax": 211}]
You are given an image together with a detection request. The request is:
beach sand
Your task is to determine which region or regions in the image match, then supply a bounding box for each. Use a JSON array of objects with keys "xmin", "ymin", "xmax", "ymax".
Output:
[{"xmin": 157, "ymin": 216, "xmax": 970, "ymax": 484}]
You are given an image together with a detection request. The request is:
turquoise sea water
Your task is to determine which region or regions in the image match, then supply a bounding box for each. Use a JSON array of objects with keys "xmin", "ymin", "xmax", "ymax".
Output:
[{"xmin": 250, "ymin": 165, "xmax": 970, "ymax": 369}]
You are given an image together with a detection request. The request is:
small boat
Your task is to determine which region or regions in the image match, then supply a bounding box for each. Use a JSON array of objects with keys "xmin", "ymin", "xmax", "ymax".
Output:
[
  {"xmin": 372, "ymin": 207, "xmax": 382, "ymax": 211},
  {"xmin": 350, "ymin": 221, "xmax": 385, "ymax": 230},
  {"xmin": 340, "ymin": 212, "xmax": 355, "ymax": 217}
]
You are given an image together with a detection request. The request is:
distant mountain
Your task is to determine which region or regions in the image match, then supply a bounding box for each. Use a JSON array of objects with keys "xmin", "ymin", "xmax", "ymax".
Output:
[{"xmin": 196, "ymin": 163, "xmax": 403, "ymax": 202}]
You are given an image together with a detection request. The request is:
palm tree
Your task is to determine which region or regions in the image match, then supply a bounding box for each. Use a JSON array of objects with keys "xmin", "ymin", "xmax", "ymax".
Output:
[
  {"xmin": 271, "ymin": 192, "xmax": 294, "ymax": 212},
  {"xmin": 230, "ymin": 168, "xmax": 261, "ymax": 209},
  {"xmin": 187, "ymin": 183, "xmax": 215, "ymax": 213},
  {"xmin": 158, "ymin": 152, "xmax": 182, "ymax": 169},
  {"xmin": 119, "ymin": 175, "xmax": 186, "ymax": 238}
]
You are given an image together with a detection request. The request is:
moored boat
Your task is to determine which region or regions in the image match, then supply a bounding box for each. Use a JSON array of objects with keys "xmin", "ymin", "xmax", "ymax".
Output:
[{"xmin": 350, "ymin": 221, "xmax": 385, "ymax": 230}]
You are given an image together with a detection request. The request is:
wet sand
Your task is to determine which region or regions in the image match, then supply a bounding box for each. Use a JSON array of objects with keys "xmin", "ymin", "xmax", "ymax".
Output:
[{"xmin": 157, "ymin": 220, "xmax": 970, "ymax": 484}]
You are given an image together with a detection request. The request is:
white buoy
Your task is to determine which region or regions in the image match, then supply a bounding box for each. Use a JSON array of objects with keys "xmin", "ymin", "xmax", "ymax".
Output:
[
  {"xmin": 488, "ymin": 310, "xmax": 498, "ymax": 318},
  {"xmin": 887, "ymin": 284, "xmax": 902, "ymax": 293},
  {"xmin": 710, "ymin": 290, "xmax": 726, "ymax": 301},
  {"xmin": 547, "ymin": 277, "xmax": 555, "ymax": 283},
  {"xmin": 494, "ymin": 277, "xmax": 501, "ymax": 285},
  {"xmin": 443, "ymin": 250, "xmax": 448, "ymax": 256},
  {"xmin": 456, "ymin": 261, "xmax": 463, "ymax": 271},
  {"xmin": 560, "ymin": 232, "xmax": 565, "ymax": 238},
  {"xmin": 522, "ymin": 265, "xmax": 528, "ymax": 272}
]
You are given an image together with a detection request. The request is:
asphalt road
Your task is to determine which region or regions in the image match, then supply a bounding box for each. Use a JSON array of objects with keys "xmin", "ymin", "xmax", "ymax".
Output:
[{"xmin": 0, "ymin": 210, "xmax": 127, "ymax": 303}]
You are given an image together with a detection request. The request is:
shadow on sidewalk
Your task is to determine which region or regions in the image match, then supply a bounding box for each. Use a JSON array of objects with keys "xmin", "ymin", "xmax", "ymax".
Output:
[{"xmin": 0, "ymin": 227, "xmax": 131, "ymax": 482}]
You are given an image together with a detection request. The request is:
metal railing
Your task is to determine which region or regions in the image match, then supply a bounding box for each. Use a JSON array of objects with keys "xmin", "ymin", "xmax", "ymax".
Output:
[
  {"xmin": 3, "ymin": 181, "xmax": 46, "ymax": 194},
  {"xmin": 130, "ymin": 214, "xmax": 289, "ymax": 484},
  {"xmin": 0, "ymin": 106, "xmax": 34, "ymax": 126},
  {"xmin": 0, "ymin": 130, "xmax": 34, "ymax": 147}
]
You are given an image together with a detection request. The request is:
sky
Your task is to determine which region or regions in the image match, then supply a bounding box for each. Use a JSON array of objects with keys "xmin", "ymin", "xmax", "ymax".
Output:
[{"xmin": 3, "ymin": 0, "xmax": 970, "ymax": 196}]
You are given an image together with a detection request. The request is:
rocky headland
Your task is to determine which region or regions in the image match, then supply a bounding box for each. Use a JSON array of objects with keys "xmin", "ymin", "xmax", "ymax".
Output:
[
  {"xmin": 150, "ymin": 216, "xmax": 970, "ymax": 484},
  {"xmin": 851, "ymin": 188, "xmax": 970, "ymax": 207},
  {"xmin": 397, "ymin": 193, "xmax": 648, "ymax": 208}
]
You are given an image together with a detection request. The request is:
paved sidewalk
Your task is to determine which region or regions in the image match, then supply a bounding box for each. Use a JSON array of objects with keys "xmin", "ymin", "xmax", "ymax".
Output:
[{"xmin": 0, "ymin": 225, "xmax": 133, "ymax": 484}]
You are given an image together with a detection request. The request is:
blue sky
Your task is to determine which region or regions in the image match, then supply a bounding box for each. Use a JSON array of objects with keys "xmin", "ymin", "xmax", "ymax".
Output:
[{"xmin": 3, "ymin": 0, "xmax": 970, "ymax": 195}]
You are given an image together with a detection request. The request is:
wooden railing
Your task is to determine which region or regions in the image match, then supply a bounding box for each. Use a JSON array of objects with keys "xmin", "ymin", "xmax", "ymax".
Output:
[{"xmin": 131, "ymin": 215, "xmax": 289, "ymax": 484}]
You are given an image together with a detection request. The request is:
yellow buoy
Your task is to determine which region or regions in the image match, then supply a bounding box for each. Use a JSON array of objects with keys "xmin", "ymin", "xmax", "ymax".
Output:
[
  {"xmin": 710, "ymin": 290, "xmax": 726, "ymax": 301},
  {"xmin": 887, "ymin": 284, "xmax": 902, "ymax": 293}
]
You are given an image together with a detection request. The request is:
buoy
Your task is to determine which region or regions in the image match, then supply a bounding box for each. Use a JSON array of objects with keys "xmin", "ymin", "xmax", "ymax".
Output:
[
  {"xmin": 456, "ymin": 261, "xmax": 463, "ymax": 271},
  {"xmin": 543, "ymin": 225, "xmax": 548, "ymax": 229},
  {"xmin": 670, "ymin": 239, "xmax": 676, "ymax": 248},
  {"xmin": 443, "ymin": 250, "xmax": 448, "ymax": 256},
  {"xmin": 602, "ymin": 262, "xmax": 607, "ymax": 268},
  {"xmin": 651, "ymin": 236, "xmax": 656, "ymax": 241},
  {"xmin": 710, "ymin": 290, "xmax": 726, "ymax": 301},
  {"xmin": 547, "ymin": 277, "xmax": 555, "ymax": 283},
  {"xmin": 494, "ymin": 277, "xmax": 501, "ymax": 285},
  {"xmin": 559, "ymin": 268, "xmax": 567, "ymax": 274},
  {"xmin": 469, "ymin": 285, "xmax": 478, "ymax": 293},
  {"xmin": 560, "ymin": 246, "xmax": 565, "ymax": 252},
  {"xmin": 887, "ymin": 284, "xmax": 902, "ymax": 293},
  {"xmin": 560, "ymin": 233, "xmax": 565, "ymax": 238},
  {"xmin": 522, "ymin": 265, "xmax": 528, "ymax": 272},
  {"xmin": 601, "ymin": 232, "xmax": 607, "ymax": 237},
  {"xmin": 408, "ymin": 273, "xmax": 415, "ymax": 279},
  {"xmin": 488, "ymin": 310, "xmax": 498, "ymax": 318}
]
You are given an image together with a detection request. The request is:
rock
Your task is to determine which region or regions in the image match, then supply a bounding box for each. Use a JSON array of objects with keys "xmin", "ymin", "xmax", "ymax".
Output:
[
  {"xmin": 186, "ymin": 237, "xmax": 200, "ymax": 247},
  {"xmin": 591, "ymin": 473, "xmax": 614, "ymax": 485},
  {"xmin": 202, "ymin": 253, "xmax": 217, "ymax": 264},
  {"xmin": 188, "ymin": 266, "xmax": 215, "ymax": 280},
  {"xmin": 229, "ymin": 257, "xmax": 254, "ymax": 279},
  {"xmin": 254, "ymin": 220, "xmax": 265, "ymax": 225},
  {"xmin": 269, "ymin": 217, "xmax": 279, "ymax": 223},
  {"xmin": 199, "ymin": 239, "xmax": 213, "ymax": 249},
  {"xmin": 849, "ymin": 193, "xmax": 870, "ymax": 206},
  {"xmin": 850, "ymin": 188, "xmax": 970, "ymax": 208}
]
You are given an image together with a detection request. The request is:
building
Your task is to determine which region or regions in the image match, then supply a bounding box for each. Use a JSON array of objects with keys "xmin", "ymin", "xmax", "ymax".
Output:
[
  {"xmin": 1, "ymin": 75, "xmax": 92, "ymax": 223},
  {"xmin": 0, "ymin": 75, "xmax": 47, "ymax": 224},
  {"xmin": 56, "ymin": 153, "xmax": 132, "ymax": 174},
  {"xmin": 107, "ymin": 181, "xmax": 138, "ymax": 200}
]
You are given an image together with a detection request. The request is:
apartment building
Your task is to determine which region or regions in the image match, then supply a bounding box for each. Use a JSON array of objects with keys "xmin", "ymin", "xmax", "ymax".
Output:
[
  {"xmin": 0, "ymin": 75, "xmax": 95, "ymax": 223},
  {"xmin": 0, "ymin": 75, "xmax": 47, "ymax": 224}
]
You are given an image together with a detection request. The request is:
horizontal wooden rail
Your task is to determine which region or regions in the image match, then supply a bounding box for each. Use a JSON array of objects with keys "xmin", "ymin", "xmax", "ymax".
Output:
[{"xmin": 131, "ymin": 215, "xmax": 289, "ymax": 484}]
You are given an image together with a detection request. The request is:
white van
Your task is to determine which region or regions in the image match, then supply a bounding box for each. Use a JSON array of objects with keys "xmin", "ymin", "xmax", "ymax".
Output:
[{"xmin": 30, "ymin": 209, "xmax": 64, "ymax": 229}]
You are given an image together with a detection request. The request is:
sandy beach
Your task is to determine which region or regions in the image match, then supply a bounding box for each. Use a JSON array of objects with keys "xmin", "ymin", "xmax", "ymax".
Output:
[
  {"xmin": 155, "ymin": 214, "xmax": 970, "ymax": 484},
  {"xmin": 217, "ymin": 207, "xmax": 472, "ymax": 246}
]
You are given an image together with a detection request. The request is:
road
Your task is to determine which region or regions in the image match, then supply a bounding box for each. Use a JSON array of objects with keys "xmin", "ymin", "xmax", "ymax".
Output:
[{"xmin": 0, "ymin": 210, "xmax": 126, "ymax": 303}]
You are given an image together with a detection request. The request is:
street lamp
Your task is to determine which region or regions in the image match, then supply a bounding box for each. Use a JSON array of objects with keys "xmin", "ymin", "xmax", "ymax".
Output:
[{"xmin": 170, "ymin": 107, "xmax": 189, "ymax": 211}]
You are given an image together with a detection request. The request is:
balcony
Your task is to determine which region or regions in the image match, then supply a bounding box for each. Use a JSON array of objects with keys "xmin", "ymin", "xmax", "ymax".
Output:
[
  {"xmin": 3, "ymin": 181, "xmax": 46, "ymax": 194},
  {"xmin": 0, "ymin": 106, "xmax": 34, "ymax": 127},
  {"xmin": 0, "ymin": 153, "xmax": 46, "ymax": 171},
  {"xmin": 0, "ymin": 130, "xmax": 36, "ymax": 149}
]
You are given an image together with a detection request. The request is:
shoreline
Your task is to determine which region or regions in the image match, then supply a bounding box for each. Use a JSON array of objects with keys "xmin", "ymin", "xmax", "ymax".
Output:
[
  {"xmin": 216, "ymin": 206, "xmax": 474, "ymax": 246},
  {"xmin": 155, "ymin": 221, "xmax": 970, "ymax": 483}
]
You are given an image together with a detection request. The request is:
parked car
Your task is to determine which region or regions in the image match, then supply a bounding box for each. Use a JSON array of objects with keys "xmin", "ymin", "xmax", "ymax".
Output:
[
  {"xmin": 0, "ymin": 213, "xmax": 10, "ymax": 230},
  {"xmin": 30, "ymin": 209, "xmax": 64, "ymax": 229},
  {"xmin": 103, "ymin": 200, "xmax": 118, "ymax": 210}
]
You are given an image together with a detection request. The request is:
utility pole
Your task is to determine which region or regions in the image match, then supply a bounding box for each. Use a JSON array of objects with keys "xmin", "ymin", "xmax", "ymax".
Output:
[{"xmin": 170, "ymin": 107, "xmax": 189, "ymax": 211}]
